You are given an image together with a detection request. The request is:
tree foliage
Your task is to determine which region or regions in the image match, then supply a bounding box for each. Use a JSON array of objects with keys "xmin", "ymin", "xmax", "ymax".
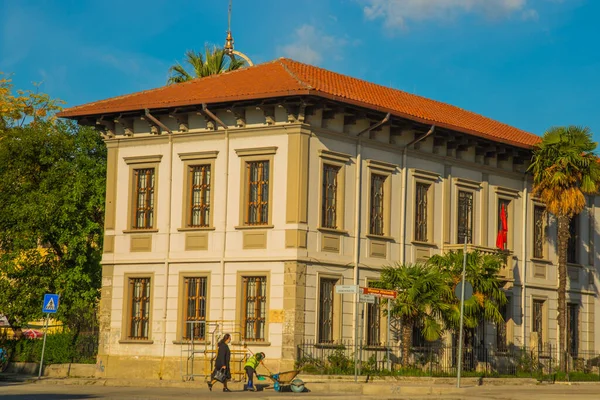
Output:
[
  {"xmin": 167, "ymin": 45, "xmax": 246, "ymax": 84},
  {"xmin": 528, "ymin": 125, "xmax": 600, "ymax": 370},
  {"xmin": 378, "ymin": 250, "xmax": 507, "ymax": 363},
  {"xmin": 0, "ymin": 77, "xmax": 105, "ymax": 334}
]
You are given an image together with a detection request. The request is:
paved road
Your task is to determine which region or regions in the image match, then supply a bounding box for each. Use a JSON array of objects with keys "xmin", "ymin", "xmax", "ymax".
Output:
[{"xmin": 2, "ymin": 381, "xmax": 600, "ymax": 400}]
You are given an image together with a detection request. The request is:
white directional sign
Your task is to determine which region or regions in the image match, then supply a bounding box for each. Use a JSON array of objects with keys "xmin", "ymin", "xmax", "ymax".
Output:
[
  {"xmin": 335, "ymin": 285, "xmax": 359, "ymax": 294},
  {"xmin": 359, "ymin": 294, "xmax": 376, "ymax": 304}
]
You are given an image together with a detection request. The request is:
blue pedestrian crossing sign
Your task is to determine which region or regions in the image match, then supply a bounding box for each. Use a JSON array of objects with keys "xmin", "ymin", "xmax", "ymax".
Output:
[{"xmin": 42, "ymin": 294, "xmax": 59, "ymax": 314}]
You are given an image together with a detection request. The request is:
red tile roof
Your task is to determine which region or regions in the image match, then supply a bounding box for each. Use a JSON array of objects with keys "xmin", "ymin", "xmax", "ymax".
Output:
[{"xmin": 58, "ymin": 58, "xmax": 540, "ymax": 148}]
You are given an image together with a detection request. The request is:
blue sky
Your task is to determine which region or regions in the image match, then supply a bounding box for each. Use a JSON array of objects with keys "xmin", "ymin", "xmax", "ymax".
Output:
[{"xmin": 1, "ymin": 0, "xmax": 598, "ymax": 140}]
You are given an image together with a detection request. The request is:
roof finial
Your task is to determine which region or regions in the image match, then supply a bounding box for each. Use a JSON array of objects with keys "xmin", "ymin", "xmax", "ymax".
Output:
[{"xmin": 224, "ymin": 0, "xmax": 254, "ymax": 66}]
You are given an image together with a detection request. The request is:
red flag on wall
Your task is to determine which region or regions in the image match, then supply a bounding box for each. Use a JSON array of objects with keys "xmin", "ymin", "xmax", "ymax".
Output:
[{"xmin": 496, "ymin": 203, "xmax": 508, "ymax": 250}]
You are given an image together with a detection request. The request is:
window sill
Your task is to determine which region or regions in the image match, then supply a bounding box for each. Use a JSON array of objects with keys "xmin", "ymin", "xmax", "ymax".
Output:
[
  {"xmin": 234, "ymin": 225, "xmax": 274, "ymax": 230},
  {"xmin": 531, "ymin": 258, "xmax": 552, "ymax": 265},
  {"xmin": 232, "ymin": 341, "xmax": 271, "ymax": 347},
  {"xmin": 411, "ymin": 241, "xmax": 438, "ymax": 248},
  {"xmin": 366, "ymin": 234, "xmax": 395, "ymax": 242},
  {"xmin": 567, "ymin": 262, "xmax": 584, "ymax": 268},
  {"xmin": 122, "ymin": 229, "xmax": 159, "ymax": 234},
  {"xmin": 172, "ymin": 340, "xmax": 211, "ymax": 345},
  {"xmin": 177, "ymin": 227, "xmax": 216, "ymax": 232},
  {"xmin": 119, "ymin": 339, "xmax": 154, "ymax": 344},
  {"xmin": 318, "ymin": 227, "xmax": 348, "ymax": 235}
]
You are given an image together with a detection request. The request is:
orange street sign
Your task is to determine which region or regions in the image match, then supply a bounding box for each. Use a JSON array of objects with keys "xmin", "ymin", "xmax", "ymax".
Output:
[{"xmin": 362, "ymin": 287, "xmax": 397, "ymax": 299}]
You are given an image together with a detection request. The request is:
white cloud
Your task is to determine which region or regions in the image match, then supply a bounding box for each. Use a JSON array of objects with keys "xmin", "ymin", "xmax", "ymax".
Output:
[
  {"xmin": 362, "ymin": 0, "xmax": 538, "ymax": 29},
  {"xmin": 279, "ymin": 24, "xmax": 348, "ymax": 65}
]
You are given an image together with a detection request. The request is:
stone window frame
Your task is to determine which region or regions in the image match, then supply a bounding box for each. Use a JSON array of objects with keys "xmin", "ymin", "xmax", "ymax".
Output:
[
  {"xmin": 235, "ymin": 147, "xmax": 277, "ymax": 229},
  {"xmin": 120, "ymin": 272, "xmax": 155, "ymax": 344},
  {"xmin": 315, "ymin": 273, "xmax": 342, "ymax": 345},
  {"xmin": 495, "ymin": 186, "xmax": 520, "ymax": 252},
  {"xmin": 453, "ymin": 178, "xmax": 481, "ymax": 245},
  {"xmin": 411, "ymin": 169, "xmax": 439, "ymax": 244},
  {"xmin": 531, "ymin": 200, "xmax": 549, "ymax": 261},
  {"xmin": 123, "ymin": 155, "xmax": 162, "ymax": 233},
  {"xmin": 178, "ymin": 151, "xmax": 218, "ymax": 231},
  {"xmin": 366, "ymin": 160, "xmax": 397, "ymax": 240},
  {"xmin": 317, "ymin": 150, "xmax": 350, "ymax": 233},
  {"xmin": 174, "ymin": 271, "xmax": 211, "ymax": 343},
  {"xmin": 235, "ymin": 271, "xmax": 271, "ymax": 345}
]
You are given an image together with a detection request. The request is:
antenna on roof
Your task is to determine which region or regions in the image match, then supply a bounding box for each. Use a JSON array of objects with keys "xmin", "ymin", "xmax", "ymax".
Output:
[{"xmin": 224, "ymin": 0, "xmax": 254, "ymax": 67}]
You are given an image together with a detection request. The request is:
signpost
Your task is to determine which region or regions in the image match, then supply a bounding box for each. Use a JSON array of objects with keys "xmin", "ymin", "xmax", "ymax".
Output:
[
  {"xmin": 39, "ymin": 294, "xmax": 59, "ymax": 379},
  {"xmin": 359, "ymin": 294, "xmax": 375, "ymax": 304},
  {"xmin": 335, "ymin": 285, "xmax": 360, "ymax": 382},
  {"xmin": 335, "ymin": 285, "xmax": 359, "ymax": 294}
]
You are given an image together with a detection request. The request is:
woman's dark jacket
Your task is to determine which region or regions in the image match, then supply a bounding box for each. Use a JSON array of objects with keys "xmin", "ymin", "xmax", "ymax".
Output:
[{"xmin": 214, "ymin": 341, "xmax": 231, "ymax": 378}]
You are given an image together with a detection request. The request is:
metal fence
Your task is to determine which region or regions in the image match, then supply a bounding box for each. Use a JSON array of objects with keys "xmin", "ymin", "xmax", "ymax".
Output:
[{"xmin": 297, "ymin": 339, "xmax": 600, "ymax": 379}]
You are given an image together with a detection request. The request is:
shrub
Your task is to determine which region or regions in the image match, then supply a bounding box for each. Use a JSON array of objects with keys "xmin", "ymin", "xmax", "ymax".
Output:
[{"xmin": 0, "ymin": 332, "xmax": 97, "ymax": 364}]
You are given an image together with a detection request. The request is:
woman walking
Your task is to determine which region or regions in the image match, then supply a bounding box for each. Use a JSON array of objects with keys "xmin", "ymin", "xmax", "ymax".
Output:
[{"xmin": 208, "ymin": 333, "xmax": 232, "ymax": 392}]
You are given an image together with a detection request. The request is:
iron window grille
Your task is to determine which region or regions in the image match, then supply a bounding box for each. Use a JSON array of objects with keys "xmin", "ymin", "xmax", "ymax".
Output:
[
  {"xmin": 366, "ymin": 299, "xmax": 381, "ymax": 346},
  {"xmin": 370, "ymin": 174, "xmax": 386, "ymax": 236},
  {"xmin": 318, "ymin": 279, "xmax": 336, "ymax": 343},
  {"xmin": 184, "ymin": 277, "xmax": 207, "ymax": 340},
  {"xmin": 246, "ymin": 161, "xmax": 269, "ymax": 225},
  {"xmin": 496, "ymin": 300, "xmax": 509, "ymax": 352},
  {"xmin": 134, "ymin": 168, "xmax": 155, "ymax": 229},
  {"xmin": 457, "ymin": 190, "xmax": 474, "ymax": 244},
  {"xmin": 532, "ymin": 299, "xmax": 544, "ymax": 352},
  {"xmin": 322, "ymin": 164, "xmax": 340, "ymax": 229},
  {"xmin": 568, "ymin": 216, "xmax": 578, "ymax": 264},
  {"xmin": 533, "ymin": 206, "xmax": 545, "ymax": 259},
  {"xmin": 414, "ymin": 183, "xmax": 430, "ymax": 242},
  {"xmin": 242, "ymin": 276, "xmax": 267, "ymax": 341},
  {"xmin": 189, "ymin": 165, "xmax": 211, "ymax": 227},
  {"xmin": 567, "ymin": 303, "xmax": 579, "ymax": 357},
  {"xmin": 129, "ymin": 277, "xmax": 151, "ymax": 340}
]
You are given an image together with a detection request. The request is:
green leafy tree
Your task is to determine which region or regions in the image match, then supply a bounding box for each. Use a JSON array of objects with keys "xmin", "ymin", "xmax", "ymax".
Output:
[
  {"xmin": 378, "ymin": 263, "xmax": 450, "ymax": 366},
  {"xmin": 0, "ymin": 114, "xmax": 105, "ymax": 335},
  {"xmin": 528, "ymin": 126, "xmax": 600, "ymax": 369},
  {"xmin": 427, "ymin": 250, "xmax": 507, "ymax": 342},
  {"xmin": 167, "ymin": 45, "xmax": 246, "ymax": 84}
]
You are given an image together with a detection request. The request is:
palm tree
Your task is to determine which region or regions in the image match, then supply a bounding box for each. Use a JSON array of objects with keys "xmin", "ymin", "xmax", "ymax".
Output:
[
  {"xmin": 167, "ymin": 45, "xmax": 246, "ymax": 85},
  {"xmin": 378, "ymin": 263, "xmax": 450, "ymax": 367},
  {"xmin": 528, "ymin": 126, "xmax": 600, "ymax": 370},
  {"xmin": 427, "ymin": 250, "xmax": 507, "ymax": 341}
]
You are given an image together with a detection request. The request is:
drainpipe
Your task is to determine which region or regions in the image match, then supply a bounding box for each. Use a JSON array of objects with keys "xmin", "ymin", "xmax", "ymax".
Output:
[
  {"xmin": 399, "ymin": 125, "xmax": 435, "ymax": 264},
  {"xmin": 159, "ymin": 112, "xmax": 173, "ymax": 377},
  {"xmin": 202, "ymin": 104, "xmax": 229, "ymax": 326},
  {"xmin": 351, "ymin": 113, "xmax": 390, "ymax": 372},
  {"xmin": 521, "ymin": 175, "xmax": 528, "ymax": 346}
]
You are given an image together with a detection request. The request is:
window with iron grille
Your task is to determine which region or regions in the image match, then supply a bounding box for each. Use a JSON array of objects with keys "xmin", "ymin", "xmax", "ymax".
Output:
[
  {"xmin": 189, "ymin": 165, "xmax": 211, "ymax": 227},
  {"xmin": 457, "ymin": 191, "xmax": 473, "ymax": 244},
  {"xmin": 318, "ymin": 279, "xmax": 336, "ymax": 343},
  {"xmin": 498, "ymin": 199, "xmax": 511, "ymax": 250},
  {"xmin": 128, "ymin": 277, "xmax": 151, "ymax": 340},
  {"xmin": 183, "ymin": 277, "xmax": 207, "ymax": 341},
  {"xmin": 246, "ymin": 161, "xmax": 269, "ymax": 225},
  {"xmin": 567, "ymin": 303, "xmax": 579, "ymax": 357},
  {"xmin": 568, "ymin": 216, "xmax": 578, "ymax": 264},
  {"xmin": 412, "ymin": 323, "xmax": 426, "ymax": 348},
  {"xmin": 414, "ymin": 182, "xmax": 430, "ymax": 242},
  {"xmin": 533, "ymin": 206, "xmax": 545, "ymax": 259},
  {"xmin": 242, "ymin": 276, "xmax": 267, "ymax": 341},
  {"xmin": 322, "ymin": 164, "xmax": 340, "ymax": 229},
  {"xmin": 134, "ymin": 169, "xmax": 155, "ymax": 229},
  {"xmin": 366, "ymin": 299, "xmax": 381, "ymax": 346},
  {"xmin": 496, "ymin": 299, "xmax": 509, "ymax": 352},
  {"xmin": 532, "ymin": 299, "xmax": 544, "ymax": 351},
  {"xmin": 370, "ymin": 174, "xmax": 386, "ymax": 236}
]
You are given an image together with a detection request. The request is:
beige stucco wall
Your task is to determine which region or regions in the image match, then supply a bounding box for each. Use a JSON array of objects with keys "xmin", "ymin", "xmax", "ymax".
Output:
[{"xmin": 97, "ymin": 104, "xmax": 600, "ymax": 379}]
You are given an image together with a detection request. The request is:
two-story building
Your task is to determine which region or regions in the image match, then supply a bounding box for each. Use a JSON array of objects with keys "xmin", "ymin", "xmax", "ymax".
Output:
[{"xmin": 58, "ymin": 58, "xmax": 599, "ymax": 379}]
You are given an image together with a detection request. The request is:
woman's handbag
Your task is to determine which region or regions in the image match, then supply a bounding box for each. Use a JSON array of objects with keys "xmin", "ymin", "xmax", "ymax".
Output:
[{"xmin": 213, "ymin": 368, "xmax": 226, "ymax": 383}]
